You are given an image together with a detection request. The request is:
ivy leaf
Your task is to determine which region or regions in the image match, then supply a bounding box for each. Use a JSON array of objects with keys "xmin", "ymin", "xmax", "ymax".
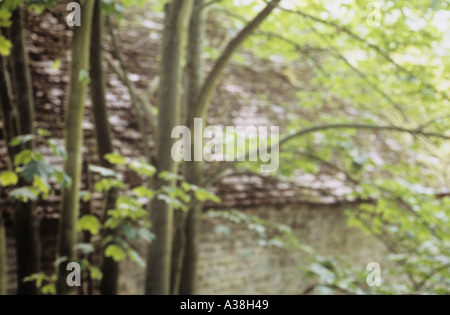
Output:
[{"xmin": 0, "ymin": 171, "xmax": 18, "ymax": 187}]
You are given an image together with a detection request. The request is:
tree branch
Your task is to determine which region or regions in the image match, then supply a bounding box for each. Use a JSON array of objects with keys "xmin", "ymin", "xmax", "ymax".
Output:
[
  {"xmin": 275, "ymin": 4, "xmax": 450, "ymax": 104},
  {"xmin": 203, "ymin": 123, "xmax": 449, "ymax": 187},
  {"xmin": 105, "ymin": 17, "xmax": 157, "ymax": 164},
  {"xmin": 192, "ymin": 0, "xmax": 282, "ymax": 120}
]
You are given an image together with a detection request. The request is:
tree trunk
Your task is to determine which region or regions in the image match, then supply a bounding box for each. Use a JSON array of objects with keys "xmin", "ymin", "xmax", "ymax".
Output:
[
  {"xmin": 0, "ymin": 55, "xmax": 18, "ymax": 165},
  {"xmin": 177, "ymin": 0, "xmax": 281, "ymax": 295},
  {"xmin": 56, "ymin": 0, "xmax": 95, "ymax": 295},
  {"xmin": 0, "ymin": 46, "xmax": 17, "ymax": 298},
  {"xmin": 10, "ymin": 7, "xmax": 40, "ymax": 295},
  {"xmin": 89, "ymin": 0, "xmax": 120, "ymax": 295},
  {"xmin": 0, "ymin": 203, "xmax": 6, "ymax": 295},
  {"xmin": 145, "ymin": 0, "xmax": 193, "ymax": 295},
  {"xmin": 171, "ymin": 0, "xmax": 205, "ymax": 295}
]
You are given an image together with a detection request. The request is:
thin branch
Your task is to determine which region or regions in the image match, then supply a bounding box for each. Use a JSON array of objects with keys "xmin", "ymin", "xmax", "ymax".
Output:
[
  {"xmin": 193, "ymin": 0, "xmax": 282, "ymax": 120},
  {"xmin": 276, "ymin": 4, "xmax": 450, "ymax": 104},
  {"xmin": 198, "ymin": 0, "xmax": 223, "ymax": 11},
  {"xmin": 204, "ymin": 123, "xmax": 449, "ymax": 187},
  {"xmin": 105, "ymin": 16, "xmax": 156, "ymax": 164},
  {"xmin": 416, "ymin": 263, "xmax": 450, "ymax": 291}
]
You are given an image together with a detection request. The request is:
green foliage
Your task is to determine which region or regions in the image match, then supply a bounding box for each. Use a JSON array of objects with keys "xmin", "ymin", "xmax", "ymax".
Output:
[
  {"xmin": 87, "ymin": 152, "xmax": 220, "ymax": 266},
  {"xmin": 5, "ymin": 133, "xmax": 71, "ymax": 203},
  {"xmin": 77, "ymin": 215, "xmax": 102, "ymax": 235},
  {"xmin": 23, "ymin": 272, "xmax": 56, "ymax": 295},
  {"xmin": 0, "ymin": 171, "xmax": 18, "ymax": 186},
  {"xmin": 207, "ymin": 209, "xmax": 305, "ymax": 250}
]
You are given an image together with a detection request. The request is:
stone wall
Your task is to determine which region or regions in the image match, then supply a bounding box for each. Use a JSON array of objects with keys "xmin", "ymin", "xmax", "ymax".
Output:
[{"xmin": 118, "ymin": 203, "xmax": 389, "ymax": 294}]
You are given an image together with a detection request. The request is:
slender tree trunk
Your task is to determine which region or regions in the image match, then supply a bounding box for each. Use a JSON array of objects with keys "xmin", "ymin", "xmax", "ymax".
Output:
[
  {"xmin": 171, "ymin": 0, "xmax": 205, "ymax": 295},
  {"xmin": 89, "ymin": 0, "xmax": 119, "ymax": 295},
  {"xmin": 0, "ymin": 49, "xmax": 16, "ymax": 298},
  {"xmin": 10, "ymin": 7, "xmax": 40, "ymax": 295},
  {"xmin": 0, "ymin": 55, "xmax": 18, "ymax": 165},
  {"xmin": 56, "ymin": 0, "xmax": 95, "ymax": 295},
  {"xmin": 145, "ymin": 0, "xmax": 193, "ymax": 295},
  {"xmin": 177, "ymin": 0, "xmax": 282, "ymax": 295},
  {"xmin": 0, "ymin": 203, "xmax": 6, "ymax": 295}
]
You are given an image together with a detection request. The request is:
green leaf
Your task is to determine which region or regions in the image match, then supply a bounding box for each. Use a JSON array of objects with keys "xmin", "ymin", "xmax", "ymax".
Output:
[
  {"xmin": 158, "ymin": 171, "xmax": 183, "ymax": 181},
  {"xmin": 89, "ymin": 266, "xmax": 103, "ymax": 281},
  {"xmin": 79, "ymin": 190, "xmax": 91, "ymax": 202},
  {"xmin": 47, "ymin": 139, "xmax": 67, "ymax": 158},
  {"xmin": 77, "ymin": 215, "xmax": 102, "ymax": 235},
  {"xmin": 0, "ymin": 171, "xmax": 18, "ymax": 186},
  {"xmin": 51, "ymin": 59, "xmax": 61, "ymax": 70},
  {"xmin": 37, "ymin": 129, "xmax": 51, "ymax": 137},
  {"xmin": 9, "ymin": 134, "xmax": 36, "ymax": 147},
  {"xmin": 132, "ymin": 186, "xmax": 154, "ymax": 199},
  {"xmin": 0, "ymin": 35, "xmax": 11, "ymax": 56},
  {"xmin": 121, "ymin": 225, "xmax": 138, "ymax": 241},
  {"xmin": 129, "ymin": 160, "xmax": 156, "ymax": 177},
  {"xmin": 54, "ymin": 256, "xmax": 68, "ymax": 267},
  {"xmin": 104, "ymin": 153, "xmax": 127, "ymax": 166},
  {"xmin": 128, "ymin": 249, "xmax": 146, "ymax": 268},
  {"xmin": 105, "ymin": 244, "xmax": 126, "ymax": 262},
  {"xmin": 194, "ymin": 188, "xmax": 221, "ymax": 204},
  {"xmin": 22, "ymin": 160, "xmax": 56, "ymax": 182},
  {"xmin": 55, "ymin": 170, "xmax": 72, "ymax": 189},
  {"xmin": 75, "ymin": 243, "xmax": 95, "ymax": 255},
  {"xmin": 9, "ymin": 187, "xmax": 39, "ymax": 202},
  {"xmin": 138, "ymin": 228, "xmax": 154, "ymax": 243},
  {"xmin": 79, "ymin": 69, "xmax": 91, "ymax": 84},
  {"xmin": 41, "ymin": 283, "xmax": 56, "ymax": 295},
  {"xmin": 32, "ymin": 176, "xmax": 50, "ymax": 198},
  {"xmin": 14, "ymin": 150, "xmax": 34, "ymax": 166},
  {"xmin": 89, "ymin": 165, "xmax": 117, "ymax": 177},
  {"xmin": 94, "ymin": 178, "xmax": 125, "ymax": 193}
]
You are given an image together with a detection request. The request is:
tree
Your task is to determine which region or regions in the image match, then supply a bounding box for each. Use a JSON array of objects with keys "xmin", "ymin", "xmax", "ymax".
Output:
[
  {"xmin": 170, "ymin": 0, "xmax": 205, "ymax": 295},
  {"xmin": 10, "ymin": 5, "xmax": 40, "ymax": 295},
  {"xmin": 89, "ymin": 0, "xmax": 120, "ymax": 295},
  {"xmin": 176, "ymin": 0, "xmax": 283, "ymax": 294},
  {"xmin": 145, "ymin": 0, "xmax": 194, "ymax": 295},
  {"xmin": 0, "ymin": 51, "xmax": 15, "ymax": 297},
  {"xmin": 56, "ymin": 0, "xmax": 95, "ymax": 295}
]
